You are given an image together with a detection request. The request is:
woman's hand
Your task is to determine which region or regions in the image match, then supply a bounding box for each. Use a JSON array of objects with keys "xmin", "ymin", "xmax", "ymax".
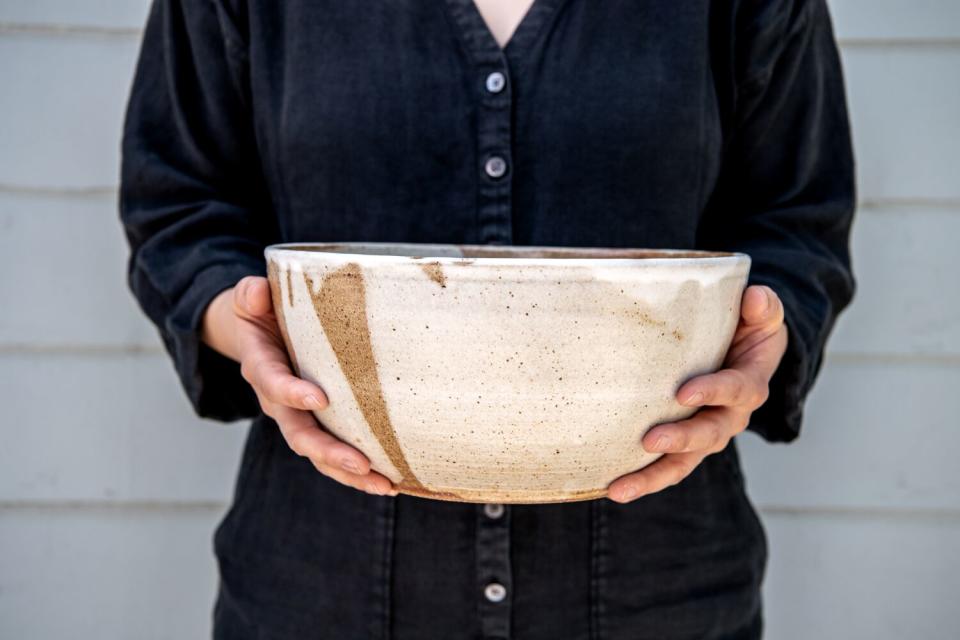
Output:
[
  {"xmin": 202, "ymin": 276, "xmax": 397, "ymax": 497},
  {"xmin": 607, "ymin": 285, "xmax": 789, "ymax": 503}
]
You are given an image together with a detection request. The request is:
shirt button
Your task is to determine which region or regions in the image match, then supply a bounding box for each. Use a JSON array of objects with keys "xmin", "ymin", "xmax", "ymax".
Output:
[
  {"xmin": 484, "ymin": 155, "xmax": 507, "ymax": 179},
  {"xmin": 485, "ymin": 71, "xmax": 506, "ymax": 93},
  {"xmin": 483, "ymin": 503, "xmax": 505, "ymax": 519},
  {"xmin": 484, "ymin": 582, "xmax": 507, "ymax": 603}
]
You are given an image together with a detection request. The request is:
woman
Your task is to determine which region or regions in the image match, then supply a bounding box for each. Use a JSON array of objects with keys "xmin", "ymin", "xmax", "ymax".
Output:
[{"xmin": 119, "ymin": 0, "xmax": 855, "ymax": 638}]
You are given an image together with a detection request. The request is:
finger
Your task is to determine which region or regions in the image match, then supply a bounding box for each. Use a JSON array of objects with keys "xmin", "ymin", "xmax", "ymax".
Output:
[
  {"xmin": 607, "ymin": 451, "xmax": 705, "ymax": 503},
  {"xmin": 233, "ymin": 276, "xmax": 273, "ymax": 319},
  {"xmin": 676, "ymin": 368, "xmax": 767, "ymax": 410},
  {"xmin": 312, "ymin": 460, "xmax": 398, "ymax": 497},
  {"xmin": 242, "ymin": 348, "xmax": 329, "ymax": 410},
  {"xmin": 642, "ymin": 407, "xmax": 741, "ymax": 454},
  {"xmin": 271, "ymin": 402, "xmax": 371, "ymax": 475},
  {"xmin": 740, "ymin": 285, "xmax": 784, "ymax": 329}
]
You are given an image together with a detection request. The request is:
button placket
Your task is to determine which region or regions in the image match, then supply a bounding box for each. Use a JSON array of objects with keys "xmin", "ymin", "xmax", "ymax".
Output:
[
  {"xmin": 440, "ymin": 1, "xmax": 523, "ymax": 246},
  {"xmin": 476, "ymin": 502, "xmax": 511, "ymax": 638},
  {"xmin": 476, "ymin": 59, "xmax": 514, "ymax": 245}
]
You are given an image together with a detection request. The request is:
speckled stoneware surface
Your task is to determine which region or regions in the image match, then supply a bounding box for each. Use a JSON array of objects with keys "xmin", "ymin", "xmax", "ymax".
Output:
[{"xmin": 265, "ymin": 243, "xmax": 750, "ymax": 503}]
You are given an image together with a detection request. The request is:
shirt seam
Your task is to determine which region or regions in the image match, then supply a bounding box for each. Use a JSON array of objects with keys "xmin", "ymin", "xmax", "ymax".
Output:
[
  {"xmin": 589, "ymin": 499, "xmax": 604, "ymax": 640},
  {"xmin": 381, "ymin": 497, "xmax": 396, "ymax": 640}
]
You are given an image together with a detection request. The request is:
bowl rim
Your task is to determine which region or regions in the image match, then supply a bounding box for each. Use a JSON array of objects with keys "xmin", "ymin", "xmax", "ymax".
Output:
[{"xmin": 265, "ymin": 242, "xmax": 751, "ymax": 268}]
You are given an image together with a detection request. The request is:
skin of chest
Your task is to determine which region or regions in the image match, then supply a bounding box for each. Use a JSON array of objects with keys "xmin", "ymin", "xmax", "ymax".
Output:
[{"xmin": 473, "ymin": 0, "xmax": 538, "ymax": 48}]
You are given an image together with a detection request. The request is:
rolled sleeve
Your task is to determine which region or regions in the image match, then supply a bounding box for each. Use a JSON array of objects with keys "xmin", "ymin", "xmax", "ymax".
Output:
[
  {"xmin": 119, "ymin": 0, "xmax": 274, "ymax": 421},
  {"xmin": 699, "ymin": 0, "xmax": 857, "ymax": 442}
]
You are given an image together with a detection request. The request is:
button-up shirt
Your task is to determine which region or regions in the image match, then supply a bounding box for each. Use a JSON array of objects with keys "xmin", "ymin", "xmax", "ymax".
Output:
[{"xmin": 119, "ymin": 1, "xmax": 856, "ymax": 638}]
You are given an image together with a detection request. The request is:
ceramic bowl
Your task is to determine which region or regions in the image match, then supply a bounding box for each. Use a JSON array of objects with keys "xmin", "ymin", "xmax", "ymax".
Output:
[{"xmin": 265, "ymin": 242, "xmax": 750, "ymax": 503}]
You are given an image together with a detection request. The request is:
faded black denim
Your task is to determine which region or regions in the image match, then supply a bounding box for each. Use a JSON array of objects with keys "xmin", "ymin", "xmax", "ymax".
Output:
[{"xmin": 119, "ymin": 1, "xmax": 856, "ymax": 638}]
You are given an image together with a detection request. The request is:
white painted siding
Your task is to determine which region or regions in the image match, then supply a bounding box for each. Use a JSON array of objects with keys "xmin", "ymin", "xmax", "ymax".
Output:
[
  {"xmin": 1, "ymin": 1, "xmax": 957, "ymax": 638},
  {"xmin": 0, "ymin": 506, "xmax": 222, "ymax": 640}
]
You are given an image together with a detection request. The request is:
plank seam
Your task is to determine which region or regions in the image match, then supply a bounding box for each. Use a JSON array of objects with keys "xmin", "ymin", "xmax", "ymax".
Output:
[
  {"xmin": 3, "ymin": 21, "xmax": 960, "ymax": 48},
  {"xmin": 0, "ymin": 21, "xmax": 141, "ymax": 38},
  {"xmin": 4, "ymin": 185, "xmax": 959, "ymax": 211}
]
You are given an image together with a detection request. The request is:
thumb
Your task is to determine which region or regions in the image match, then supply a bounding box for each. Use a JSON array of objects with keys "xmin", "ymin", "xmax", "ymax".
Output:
[
  {"xmin": 740, "ymin": 285, "xmax": 784, "ymax": 329},
  {"xmin": 233, "ymin": 276, "xmax": 273, "ymax": 319}
]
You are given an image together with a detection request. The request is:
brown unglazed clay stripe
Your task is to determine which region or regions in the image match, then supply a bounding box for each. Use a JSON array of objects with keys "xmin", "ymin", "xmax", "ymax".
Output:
[
  {"xmin": 420, "ymin": 261, "xmax": 447, "ymax": 287},
  {"xmin": 303, "ymin": 263, "xmax": 425, "ymax": 491},
  {"xmin": 285, "ymin": 266, "xmax": 294, "ymax": 307},
  {"xmin": 267, "ymin": 260, "xmax": 301, "ymax": 374}
]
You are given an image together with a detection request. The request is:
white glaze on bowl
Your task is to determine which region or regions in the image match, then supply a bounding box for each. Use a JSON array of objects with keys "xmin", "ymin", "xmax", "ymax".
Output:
[{"xmin": 265, "ymin": 243, "xmax": 750, "ymax": 503}]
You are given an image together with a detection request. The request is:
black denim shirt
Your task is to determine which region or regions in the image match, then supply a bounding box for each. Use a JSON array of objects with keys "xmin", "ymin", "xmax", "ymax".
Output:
[{"xmin": 119, "ymin": 1, "xmax": 855, "ymax": 638}]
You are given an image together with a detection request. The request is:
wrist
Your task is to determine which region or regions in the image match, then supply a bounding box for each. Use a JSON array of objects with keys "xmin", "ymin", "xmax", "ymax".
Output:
[{"xmin": 201, "ymin": 287, "xmax": 241, "ymax": 362}]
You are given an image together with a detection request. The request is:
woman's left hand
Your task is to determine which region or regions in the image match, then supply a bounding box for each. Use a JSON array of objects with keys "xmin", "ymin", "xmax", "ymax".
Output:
[{"xmin": 607, "ymin": 284, "xmax": 790, "ymax": 503}]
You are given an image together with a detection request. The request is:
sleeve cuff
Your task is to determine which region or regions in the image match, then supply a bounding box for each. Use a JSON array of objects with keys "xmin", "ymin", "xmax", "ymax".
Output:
[
  {"xmin": 162, "ymin": 260, "xmax": 265, "ymax": 422},
  {"xmin": 743, "ymin": 275, "xmax": 815, "ymax": 443}
]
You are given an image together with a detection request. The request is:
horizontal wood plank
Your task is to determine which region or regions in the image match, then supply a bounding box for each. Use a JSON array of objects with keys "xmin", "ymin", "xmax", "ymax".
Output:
[
  {"xmin": 0, "ymin": 0, "xmax": 150, "ymax": 31},
  {"xmin": 738, "ymin": 357, "xmax": 960, "ymax": 512},
  {"xmin": 0, "ymin": 506, "xmax": 220, "ymax": 639},
  {"xmin": 760, "ymin": 510, "xmax": 959, "ymax": 639},
  {"xmin": 0, "ymin": 352, "xmax": 248, "ymax": 503},
  {"xmin": 842, "ymin": 46, "xmax": 960, "ymax": 202},
  {"xmin": 0, "ymin": 192, "xmax": 159, "ymax": 347},
  {"xmin": 828, "ymin": 205, "xmax": 960, "ymax": 357},
  {"xmin": 829, "ymin": 0, "xmax": 960, "ymax": 42}
]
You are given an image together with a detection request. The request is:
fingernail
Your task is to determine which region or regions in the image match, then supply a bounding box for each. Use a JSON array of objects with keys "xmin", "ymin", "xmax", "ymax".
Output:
[
  {"xmin": 760, "ymin": 289, "xmax": 772, "ymax": 314},
  {"xmin": 683, "ymin": 392, "xmax": 704, "ymax": 406},
  {"xmin": 372, "ymin": 484, "xmax": 389, "ymax": 496},
  {"xmin": 341, "ymin": 459, "xmax": 362, "ymax": 474},
  {"xmin": 305, "ymin": 394, "xmax": 325, "ymax": 409},
  {"xmin": 617, "ymin": 485, "xmax": 637, "ymax": 502},
  {"xmin": 653, "ymin": 435, "xmax": 672, "ymax": 451}
]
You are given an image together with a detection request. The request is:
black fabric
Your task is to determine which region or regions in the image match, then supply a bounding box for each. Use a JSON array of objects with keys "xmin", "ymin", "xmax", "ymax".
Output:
[{"xmin": 119, "ymin": 0, "xmax": 855, "ymax": 637}]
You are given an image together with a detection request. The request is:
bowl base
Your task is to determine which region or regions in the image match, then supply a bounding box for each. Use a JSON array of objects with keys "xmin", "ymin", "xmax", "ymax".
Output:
[{"xmin": 396, "ymin": 485, "xmax": 610, "ymax": 504}]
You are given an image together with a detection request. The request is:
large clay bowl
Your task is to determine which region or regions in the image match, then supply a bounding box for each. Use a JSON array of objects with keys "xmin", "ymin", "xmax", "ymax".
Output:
[{"xmin": 265, "ymin": 243, "xmax": 750, "ymax": 503}]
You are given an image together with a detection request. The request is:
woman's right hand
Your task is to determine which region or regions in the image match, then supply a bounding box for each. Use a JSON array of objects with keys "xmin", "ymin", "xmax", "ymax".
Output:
[{"xmin": 201, "ymin": 275, "xmax": 398, "ymax": 497}]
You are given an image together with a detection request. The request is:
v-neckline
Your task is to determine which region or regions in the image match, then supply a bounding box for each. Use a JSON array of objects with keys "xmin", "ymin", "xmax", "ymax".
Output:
[
  {"xmin": 471, "ymin": 0, "xmax": 539, "ymax": 53},
  {"xmin": 444, "ymin": 0, "xmax": 564, "ymax": 62}
]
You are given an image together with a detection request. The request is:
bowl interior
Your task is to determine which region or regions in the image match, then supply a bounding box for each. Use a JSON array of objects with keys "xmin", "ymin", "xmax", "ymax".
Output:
[{"xmin": 271, "ymin": 242, "xmax": 738, "ymax": 261}]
